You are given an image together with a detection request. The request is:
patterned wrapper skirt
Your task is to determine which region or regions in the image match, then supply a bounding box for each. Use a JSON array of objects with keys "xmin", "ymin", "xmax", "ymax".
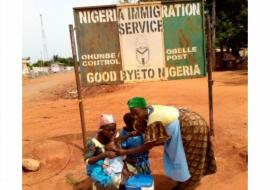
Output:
[{"xmin": 144, "ymin": 109, "xmax": 217, "ymax": 190}]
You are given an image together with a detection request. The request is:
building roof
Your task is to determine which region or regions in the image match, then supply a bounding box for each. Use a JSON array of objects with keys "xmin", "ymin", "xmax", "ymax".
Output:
[{"xmin": 22, "ymin": 59, "xmax": 30, "ymax": 64}]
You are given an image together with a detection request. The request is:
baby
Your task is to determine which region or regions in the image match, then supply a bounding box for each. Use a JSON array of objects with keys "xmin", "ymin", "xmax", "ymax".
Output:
[{"xmin": 103, "ymin": 136, "xmax": 135, "ymax": 186}]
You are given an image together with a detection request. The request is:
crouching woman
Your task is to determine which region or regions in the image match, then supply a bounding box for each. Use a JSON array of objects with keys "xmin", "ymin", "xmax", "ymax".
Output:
[{"xmin": 84, "ymin": 114, "xmax": 134, "ymax": 190}]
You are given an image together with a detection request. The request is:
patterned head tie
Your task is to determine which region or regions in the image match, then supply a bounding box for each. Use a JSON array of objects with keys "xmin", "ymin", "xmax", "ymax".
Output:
[{"xmin": 100, "ymin": 114, "xmax": 116, "ymax": 127}]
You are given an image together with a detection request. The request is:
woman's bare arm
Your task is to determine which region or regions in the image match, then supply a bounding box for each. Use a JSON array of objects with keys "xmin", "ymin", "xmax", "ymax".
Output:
[{"xmin": 115, "ymin": 142, "xmax": 156, "ymax": 156}]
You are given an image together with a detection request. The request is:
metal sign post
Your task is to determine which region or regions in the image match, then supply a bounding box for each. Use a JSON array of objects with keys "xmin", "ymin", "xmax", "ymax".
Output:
[
  {"xmin": 211, "ymin": 0, "xmax": 216, "ymax": 70},
  {"xmin": 206, "ymin": 14, "xmax": 214, "ymax": 137},
  {"xmin": 69, "ymin": 24, "xmax": 87, "ymax": 150}
]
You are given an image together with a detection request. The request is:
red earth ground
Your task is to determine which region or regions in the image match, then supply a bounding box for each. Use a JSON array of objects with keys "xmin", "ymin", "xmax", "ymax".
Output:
[{"xmin": 23, "ymin": 70, "xmax": 248, "ymax": 190}]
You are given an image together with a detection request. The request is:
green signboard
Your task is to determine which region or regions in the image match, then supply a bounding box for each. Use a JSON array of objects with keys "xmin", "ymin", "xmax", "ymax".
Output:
[
  {"xmin": 73, "ymin": 0, "xmax": 206, "ymax": 86},
  {"xmin": 162, "ymin": 1, "xmax": 206, "ymax": 80}
]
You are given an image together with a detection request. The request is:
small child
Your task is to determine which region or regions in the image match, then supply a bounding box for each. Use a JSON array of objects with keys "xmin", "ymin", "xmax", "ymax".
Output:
[{"xmin": 119, "ymin": 113, "xmax": 151, "ymax": 174}]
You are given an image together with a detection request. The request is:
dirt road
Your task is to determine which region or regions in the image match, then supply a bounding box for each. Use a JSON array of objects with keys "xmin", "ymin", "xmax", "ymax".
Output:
[{"xmin": 23, "ymin": 70, "xmax": 247, "ymax": 190}]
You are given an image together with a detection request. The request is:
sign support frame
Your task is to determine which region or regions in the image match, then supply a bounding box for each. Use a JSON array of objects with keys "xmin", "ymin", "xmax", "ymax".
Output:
[
  {"xmin": 69, "ymin": 0, "xmax": 215, "ymax": 146},
  {"xmin": 206, "ymin": 14, "xmax": 214, "ymax": 137},
  {"xmin": 69, "ymin": 24, "xmax": 87, "ymax": 150}
]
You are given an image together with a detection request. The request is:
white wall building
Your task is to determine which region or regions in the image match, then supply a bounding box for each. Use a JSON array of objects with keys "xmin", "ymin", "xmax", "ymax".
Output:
[
  {"xmin": 32, "ymin": 66, "xmax": 50, "ymax": 73},
  {"xmin": 65, "ymin": 66, "xmax": 74, "ymax": 71},
  {"xmin": 22, "ymin": 59, "xmax": 30, "ymax": 75},
  {"xmin": 50, "ymin": 62, "xmax": 65, "ymax": 73}
]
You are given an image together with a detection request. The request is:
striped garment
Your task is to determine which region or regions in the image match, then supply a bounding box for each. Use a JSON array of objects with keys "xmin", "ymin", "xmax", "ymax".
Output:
[{"xmin": 144, "ymin": 106, "xmax": 217, "ymax": 189}]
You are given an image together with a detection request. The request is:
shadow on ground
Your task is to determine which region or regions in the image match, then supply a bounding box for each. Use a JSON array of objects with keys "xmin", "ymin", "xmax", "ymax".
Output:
[
  {"xmin": 214, "ymin": 70, "xmax": 248, "ymax": 86},
  {"xmin": 48, "ymin": 130, "xmax": 99, "ymax": 151}
]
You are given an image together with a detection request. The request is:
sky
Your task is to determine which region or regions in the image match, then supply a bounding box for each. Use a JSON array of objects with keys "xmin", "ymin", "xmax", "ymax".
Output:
[{"xmin": 23, "ymin": 0, "xmax": 121, "ymax": 63}]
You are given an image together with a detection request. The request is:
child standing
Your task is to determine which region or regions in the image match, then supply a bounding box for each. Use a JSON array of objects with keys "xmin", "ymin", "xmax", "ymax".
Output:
[{"xmin": 119, "ymin": 113, "xmax": 151, "ymax": 174}]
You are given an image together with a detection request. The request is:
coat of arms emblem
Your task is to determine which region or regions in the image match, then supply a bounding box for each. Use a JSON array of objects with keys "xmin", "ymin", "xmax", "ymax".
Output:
[{"xmin": 135, "ymin": 36, "xmax": 150, "ymax": 66}]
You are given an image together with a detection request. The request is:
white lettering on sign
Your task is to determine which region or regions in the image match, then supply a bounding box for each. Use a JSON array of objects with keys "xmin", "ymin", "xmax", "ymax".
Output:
[
  {"xmin": 167, "ymin": 54, "xmax": 188, "ymax": 61},
  {"xmin": 82, "ymin": 59, "xmax": 120, "ymax": 67},
  {"xmin": 85, "ymin": 64, "xmax": 201, "ymax": 84},
  {"xmin": 163, "ymin": 3, "xmax": 201, "ymax": 17},
  {"xmin": 79, "ymin": 8, "xmax": 117, "ymax": 24},
  {"xmin": 118, "ymin": 20, "xmax": 163, "ymax": 35},
  {"xmin": 82, "ymin": 53, "xmax": 116, "ymax": 60},
  {"xmin": 81, "ymin": 53, "xmax": 120, "ymax": 67},
  {"xmin": 166, "ymin": 47, "xmax": 197, "ymax": 61},
  {"xmin": 120, "ymin": 69, "xmax": 155, "ymax": 81},
  {"xmin": 78, "ymin": 3, "xmax": 200, "ymax": 24},
  {"xmin": 87, "ymin": 71, "xmax": 117, "ymax": 83},
  {"xmin": 166, "ymin": 47, "xmax": 197, "ymax": 54},
  {"xmin": 127, "ymin": 5, "xmax": 161, "ymax": 20},
  {"xmin": 158, "ymin": 64, "xmax": 201, "ymax": 78}
]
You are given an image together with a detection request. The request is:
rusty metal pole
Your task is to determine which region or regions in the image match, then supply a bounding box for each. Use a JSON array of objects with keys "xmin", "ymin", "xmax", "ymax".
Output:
[
  {"xmin": 211, "ymin": 0, "xmax": 216, "ymax": 70},
  {"xmin": 206, "ymin": 14, "xmax": 214, "ymax": 137},
  {"xmin": 69, "ymin": 24, "xmax": 87, "ymax": 150}
]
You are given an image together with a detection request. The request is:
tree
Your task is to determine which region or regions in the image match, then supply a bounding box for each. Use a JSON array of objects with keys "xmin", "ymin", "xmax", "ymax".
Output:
[
  {"xmin": 119, "ymin": 0, "xmax": 129, "ymax": 3},
  {"xmin": 52, "ymin": 54, "xmax": 74, "ymax": 66},
  {"xmin": 32, "ymin": 60, "xmax": 51, "ymax": 67},
  {"xmin": 53, "ymin": 55, "xmax": 59, "ymax": 62},
  {"xmin": 32, "ymin": 60, "xmax": 43, "ymax": 67},
  {"xmin": 211, "ymin": 0, "xmax": 247, "ymax": 56}
]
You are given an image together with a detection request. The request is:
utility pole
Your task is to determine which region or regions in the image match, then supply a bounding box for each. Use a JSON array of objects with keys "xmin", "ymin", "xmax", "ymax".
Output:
[{"xmin": 40, "ymin": 14, "xmax": 49, "ymax": 62}]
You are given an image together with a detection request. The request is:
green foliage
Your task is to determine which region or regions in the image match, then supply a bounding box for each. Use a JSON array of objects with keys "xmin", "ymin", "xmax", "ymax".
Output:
[
  {"xmin": 31, "ymin": 55, "xmax": 73, "ymax": 67},
  {"xmin": 119, "ymin": 0, "xmax": 130, "ymax": 3},
  {"xmin": 212, "ymin": 0, "xmax": 247, "ymax": 56},
  {"xmin": 32, "ymin": 60, "xmax": 51, "ymax": 67},
  {"xmin": 53, "ymin": 55, "xmax": 74, "ymax": 66}
]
